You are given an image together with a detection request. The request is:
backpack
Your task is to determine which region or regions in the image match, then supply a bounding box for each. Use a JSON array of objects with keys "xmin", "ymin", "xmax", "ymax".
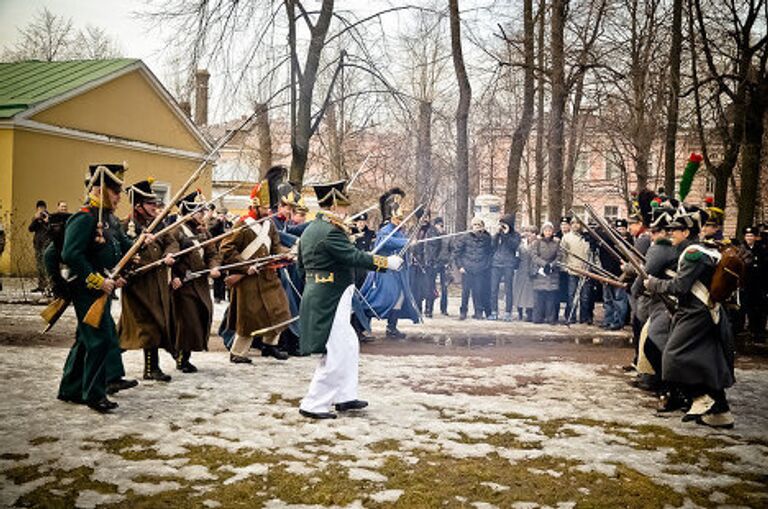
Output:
[{"xmin": 709, "ymin": 244, "xmax": 748, "ymax": 303}]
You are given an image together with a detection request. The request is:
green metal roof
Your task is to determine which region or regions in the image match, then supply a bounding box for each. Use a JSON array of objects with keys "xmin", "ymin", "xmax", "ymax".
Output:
[{"xmin": 0, "ymin": 59, "xmax": 139, "ymax": 119}]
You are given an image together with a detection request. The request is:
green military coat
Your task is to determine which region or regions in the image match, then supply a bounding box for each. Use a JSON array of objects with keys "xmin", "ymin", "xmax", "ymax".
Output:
[
  {"xmin": 118, "ymin": 218, "xmax": 178, "ymax": 351},
  {"xmin": 58, "ymin": 204, "xmax": 134, "ymax": 402},
  {"xmin": 298, "ymin": 211, "xmax": 388, "ymax": 355}
]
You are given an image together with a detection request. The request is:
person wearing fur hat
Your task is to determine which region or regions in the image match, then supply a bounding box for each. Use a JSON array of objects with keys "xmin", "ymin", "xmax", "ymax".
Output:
[
  {"xmin": 297, "ymin": 180, "xmax": 403, "ymax": 419},
  {"xmin": 58, "ymin": 163, "xmax": 135, "ymax": 413},
  {"xmin": 360, "ymin": 188, "xmax": 421, "ymax": 338},
  {"xmin": 118, "ymin": 179, "xmax": 179, "ymax": 383},
  {"xmin": 170, "ymin": 190, "xmax": 222, "ymax": 371},
  {"xmin": 489, "ymin": 214, "xmax": 521, "ymax": 321},
  {"xmin": 219, "ymin": 182, "xmax": 292, "ymax": 362},
  {"xmin": 644, "ymin": 208, "xmax": 736, "ymax": 428}
]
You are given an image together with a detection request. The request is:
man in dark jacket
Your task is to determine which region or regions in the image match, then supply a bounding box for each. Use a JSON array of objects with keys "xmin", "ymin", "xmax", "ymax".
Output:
[
  {"xmin": 489, "ymin": 214, "xmax": 520, "ymax": 321},
  {"xmin": 433, "ymin": 217, "xmax": 453, "ymax": 315},
  {"xmin": 208, "ymin": 208, "xmax": 232, "ymax": 303},
  {"xmin": 455, "ymin": 217, "xmax": 493, "ymax": 320},
  {"xmin": 600, "ymin": 219, "xmax": 630, "ymax": 330},
  {"xmin": 740, "ymin": 226, "xmax": 767, "ymax": 341},
  {"xmin": 410, "ymin": 210, "xmax": 440, "ymax": 317},
  {"xmin": 350, "ymin": 212, "xmax": 376, "ymax": 288}
]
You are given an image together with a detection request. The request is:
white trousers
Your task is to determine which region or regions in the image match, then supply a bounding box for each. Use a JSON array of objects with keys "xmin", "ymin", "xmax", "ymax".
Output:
[
  {"xmin": 300, "ymin": 284, "xmax": 359, "ymax": 413},
  {"xmin": 231, "ymin": 331, "xmax": 278, "ymax": 357}
]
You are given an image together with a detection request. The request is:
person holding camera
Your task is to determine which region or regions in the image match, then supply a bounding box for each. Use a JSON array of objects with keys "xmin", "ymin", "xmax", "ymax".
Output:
[
  {"xmin": 28, "ymin": 200, "xmax": 51, "ymax": 293},
  {"xmin": 530, "ymin": 221, "xmax": 561, "ymax": 325},
  {"xmin": 489, "ymin": 214, "xmax": 520, "ymax": 321}
]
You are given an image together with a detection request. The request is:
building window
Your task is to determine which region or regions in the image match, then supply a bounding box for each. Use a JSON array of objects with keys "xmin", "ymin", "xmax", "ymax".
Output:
[
  {"xmin": 705, "ymin": 175, "xmax": 715, "ymax": 194},
  {"xmin": 604, "ymin": 205, "xmax": 619, "ymax": 221},
  {"xmin": 151, "ymin": 182, "xmax": 171, "ymax": 205},
  {"xmin": 489, "ymin": 205, "xmax": 500, "ymax": 213}
]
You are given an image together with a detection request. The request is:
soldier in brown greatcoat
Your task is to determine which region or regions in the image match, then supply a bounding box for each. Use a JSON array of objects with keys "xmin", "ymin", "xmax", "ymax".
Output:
[
  {"xmin": 119, "ymin": 178, "xmax": 178, "ymax": 382},
  {"xmin": 219, "ymin": 182, "xmax": 292, "ymax": 362},
  {"xmin": 170, "ymin": 191, "xmax": 221, "ymax": 372}
]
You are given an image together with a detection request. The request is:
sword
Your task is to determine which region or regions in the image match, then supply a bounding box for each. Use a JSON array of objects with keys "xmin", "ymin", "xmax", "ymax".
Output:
[
  {"xmin": 406, "ymin": 230, "xmax": 471, "ymax": 247},
  {"xmin": 346, "ymin": 154, "xmax": 371, "ymax": 190},
  {"xmin": 371, "ymin": 205, "xmax": 423, "ymax": 255}
]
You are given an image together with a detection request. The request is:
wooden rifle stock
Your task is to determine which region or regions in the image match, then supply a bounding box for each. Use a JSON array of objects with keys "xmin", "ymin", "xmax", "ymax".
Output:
[{"xmin": 82, "ymin": 111, "xmax": 257, "ymax": 328}]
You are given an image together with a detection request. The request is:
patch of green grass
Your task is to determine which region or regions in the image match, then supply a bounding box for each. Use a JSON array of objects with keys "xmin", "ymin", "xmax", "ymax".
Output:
[
  {"xmin": 15, "ymin": 466, "xmax": 118, "ymax": 508},
  {"xmin": 267, "ymin": 393, "xmax": 302, "ymax": 406},
  {"xmin": 29, "ymin": 436, "xmax": 59, "ymax": 446},
  {"xmin": 100, "ymin": 434, "xmax": 166, "ymax": 461},
  {"xmin": 369, "ymin": 439, "xmax": 400, "ymax": 453},
  {"xmin": 0, "ymin": 452, "xmax": 29, "ymax": 461},
  {"xmin": 177, "ymin": 393, "xmax": 197, "ymax": 400}
]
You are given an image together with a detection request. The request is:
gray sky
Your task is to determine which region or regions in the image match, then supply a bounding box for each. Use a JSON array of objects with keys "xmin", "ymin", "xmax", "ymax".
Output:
[{"xmin": 0, "ymin": 0, "xmax": 169, "ymax": 75}]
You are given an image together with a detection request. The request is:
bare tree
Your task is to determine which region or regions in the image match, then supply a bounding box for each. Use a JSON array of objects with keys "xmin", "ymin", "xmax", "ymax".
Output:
[
  {"xmin": 534, "ymin": 0, "xmax": 547, "ymax": 226},
  {"xmin": 449, "ymin": 0, "xmax": 472, "ymax": 230},
  {"xmin": 501, "ymin": 0, "xmax": 535, "ymax": 216},
  {"xmin": 688, "ymin": 0, "xmax": 765, "ymax": 211},
  {"xmin": 548, "ymin": 0, "xmax": 568, "ymax": 221},
  {"xmin": 662, "ymin": 0, "xmax": 683, "ymax": 196},
  {"xmin": 3, "ymin": 8, "xmax": 121, "ymax": 62}
]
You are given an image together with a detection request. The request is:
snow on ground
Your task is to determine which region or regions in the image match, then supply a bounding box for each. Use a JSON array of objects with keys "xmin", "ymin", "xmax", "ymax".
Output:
[{"xmin": 0, "ymin": 345, "xmax": 767, "ymax": 508}]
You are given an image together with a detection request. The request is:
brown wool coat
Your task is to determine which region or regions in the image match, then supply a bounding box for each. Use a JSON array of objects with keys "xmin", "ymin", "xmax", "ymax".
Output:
[
  {"xmin": 171, "ymin": 221, "xmax": 220, "ymax": 351},
  {"xmin": 219, "ymin": 217, "xmax": 291, "ymax": 337},
  {"xmin": 119, "ymin": 219, "xmax": 178, "ymax": 351}
]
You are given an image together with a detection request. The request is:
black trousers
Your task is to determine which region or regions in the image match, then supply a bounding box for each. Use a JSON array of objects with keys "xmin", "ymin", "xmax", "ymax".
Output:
[
  {"xmin": 490, "ymin": 266, "xmax": 515, "ymax": 314},
  {"xmin": 460, "ymin": 270, "xmax": 490, "ymax": 317},
  {"xmin": 739, "ymin": 289, "xmax": 767, "ymax": 338},
  {"xmin": 213, "ymin": 277, "xmax": 226, "ymax": 301},
  {"xmin": 436, "ymin": 266, "xmax": 450, "ymax": 314},
  {"xmin": 411, "ymin": 266, "xmax": 437, "ymax": 315},
  {"xmin": 533, "ymin": 290, "xmax": 559, "ymax": 324}
]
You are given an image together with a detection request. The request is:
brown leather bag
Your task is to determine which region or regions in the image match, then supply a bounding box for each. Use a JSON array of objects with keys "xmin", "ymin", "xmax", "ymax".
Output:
[{"xmin": 709, "ymin": 245, "xmax": 748, "ymax": 303}]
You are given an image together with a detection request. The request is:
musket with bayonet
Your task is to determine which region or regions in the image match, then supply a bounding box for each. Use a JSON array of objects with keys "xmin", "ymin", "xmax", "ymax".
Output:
[
  {"xmin": 559, "ymin": 246, "xmax": 616, "ymax": 281},
  {"xmin": 81, "ymin": 110, "xmax": 262, "ymax": 328},
  {"xmin": 554, "ymin": 261, "xmax": 626, "ymax": 289},
  {"xmin": 183, "ymin": 253, "xmax": 292, "ymax": 282},
  {"xmin": 151, "ymin": 184, "xmax": 242, "ymax": 239},
  {"xmin": 583, "ymin": 204, "xmax": 676, "ymax": 313},
  {"xmin": 570, "ymin": 210, "xmax": 625, "ymax": 264},
  {"xmin": 127, "ymin": 224, "xmax": 247, "ymax": 277}
]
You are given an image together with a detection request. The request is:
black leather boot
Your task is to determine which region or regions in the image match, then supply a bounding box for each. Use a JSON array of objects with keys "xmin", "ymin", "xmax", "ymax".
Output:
[{"xmin": 143, "ymin": 348, "xmax": 172, "ymax": 382}]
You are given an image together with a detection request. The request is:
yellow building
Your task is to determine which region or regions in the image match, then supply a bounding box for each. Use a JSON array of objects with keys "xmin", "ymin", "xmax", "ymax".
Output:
[{"xmin": 0, "ymin": 59, "xmax": 213, "ymax": 275}]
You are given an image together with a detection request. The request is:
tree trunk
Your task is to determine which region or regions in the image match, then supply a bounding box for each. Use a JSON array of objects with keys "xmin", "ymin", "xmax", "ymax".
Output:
[
  {"xmin": 254, "ymin": 102, "xmax": 272, "ymax": 176},
  {"xmin": 416, "ymin": 100, "xmax": 433, "ymax": 207},
  {"xmin": 563, "ymin": 72, "xmax": 585, "ymax": 213},
  {"xmin": 326, "ymin": 102, "xmax": 344, "ymax": 178},
  {"xmin": 504, "ymin": 0, "xmax": 535, "ymax": 217},
  {"xmin": 534, "ymin": 0, "xmax": 546, "ymax": 227},
  {"xmin": 737, "ymin": 80, "xmax": 766, "ymax": 235},
  {"xmin": 449, "ymin": 0, "xmax": 471, "ymax": 230},
  {"xmin": 288, "ymin": 0, "xmax": 334, "ymax": 185},
  {"xmin": 663, "ymin": 0, "xmax": 683, "ymax": 196},
  {"xmin": 547, "ymin": 0, "xmax": 567, "ymax": 221}
]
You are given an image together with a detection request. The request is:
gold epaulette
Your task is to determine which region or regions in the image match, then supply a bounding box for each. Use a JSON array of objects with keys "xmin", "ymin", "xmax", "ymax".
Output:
[
  {"xmin": 373, "ymin": 254, "xmax": 388, "ymax": 271},
  {"xmin": 320, "ymin": 212, "xmax": 351, "ymax": 236},
  {"xmin": 85, "ymin": 272, "xmax": 105, "ymax": 290}
]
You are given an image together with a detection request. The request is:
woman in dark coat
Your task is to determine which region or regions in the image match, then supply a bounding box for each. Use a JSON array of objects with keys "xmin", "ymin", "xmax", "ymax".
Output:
[{"xmin": 530, "ymin": 222, "xmax": 561, "ymax": 325}]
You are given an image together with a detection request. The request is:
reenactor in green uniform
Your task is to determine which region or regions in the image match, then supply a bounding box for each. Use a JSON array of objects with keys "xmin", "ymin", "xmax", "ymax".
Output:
[
  {"xmin": 57, "ymin": 163, "xmax": 135, "ymax": 413},
  {"xmin": 297, "ymin": 180, "xmax": 404, "ymax": 419},
  {"xmin": 119, "ymin": 178, "xmax": 178, "ymax": 382}
]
